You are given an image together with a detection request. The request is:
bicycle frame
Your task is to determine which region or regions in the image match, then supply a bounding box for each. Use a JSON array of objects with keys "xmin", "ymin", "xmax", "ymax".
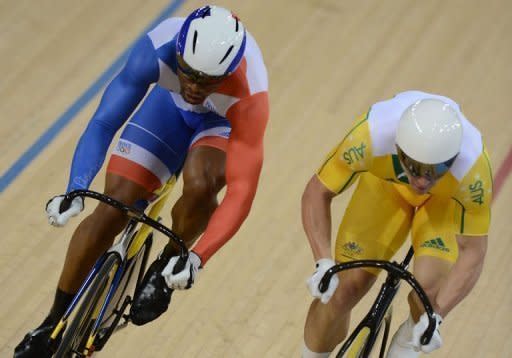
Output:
[
  {"xmin": 125, "ymin": 175, "xmax": 177, "ymax": 260},
  {"xmin": 49, "ymin": 176, "xmax": 187, "ymax": 355},
  {"xmin": 318, "ymin": 248, "xmax": 437, "ymax": 357}
]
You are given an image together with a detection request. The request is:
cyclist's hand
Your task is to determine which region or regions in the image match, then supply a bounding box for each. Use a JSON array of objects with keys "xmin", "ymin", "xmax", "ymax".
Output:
[
  {"xmin": 412, "ymin": 312, "xmax": 443, "ymax": 353},
  {"xmin": 46, "ymin": 195, "xmax": 84, "ymax": 227},
  {"xmin": 306, "ymin": 258, "xmax": 339, "ymax": 304},
  {"xmin": 162, "ymin": 252, "xmax": 202, "ymax": 290}
]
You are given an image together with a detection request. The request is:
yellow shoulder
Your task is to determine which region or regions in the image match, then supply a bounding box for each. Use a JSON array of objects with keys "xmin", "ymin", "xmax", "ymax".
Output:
[{"xmin": 316, "ymin": 112, "xmax": 373, "ymax": 193}]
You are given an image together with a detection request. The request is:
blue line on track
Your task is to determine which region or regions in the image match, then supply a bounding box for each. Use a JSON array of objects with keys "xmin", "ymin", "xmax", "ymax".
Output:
[{"xmin": 0, "ymin": 0, "xmax": 186, "ymax": 193}]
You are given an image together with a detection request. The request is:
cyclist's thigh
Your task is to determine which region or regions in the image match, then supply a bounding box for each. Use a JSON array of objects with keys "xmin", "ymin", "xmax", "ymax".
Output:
[
  {"xmin": 103, "ymin": 173, "xmax": 154, "ymax": 205},
  {"xmin": 179, "ymin": 110, "xmax": 230, "ymax": 188},
  {"xmin": 331, "ymin": 268, "xmax": 378, "ymax": 307},
  {"xmin": 335, "ymin": 173, "xmax": 414, "ymax": 275},
  {"xmin": 189, "ymin": 110, "xmax": 230, "ymax": 153},
  {"xmin": 411, "ymin": 196, "xmax": 457, "ymax": 292},
  {"xmin": 181, "ymin": 146, "xmax": 227, "ymax": 192},
  {"xmin": 106, "ymin": 86, "xmax": 193, "ymax": 194},
  {"xmin": 168, "ymin": 110, "xmax": 231, "ymax": 189}
]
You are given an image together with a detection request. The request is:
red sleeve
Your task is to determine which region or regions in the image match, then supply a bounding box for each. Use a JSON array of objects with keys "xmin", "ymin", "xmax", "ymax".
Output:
[{"xmin": 192, "ymin": 92, "xmax": 269, "ymax": 264}]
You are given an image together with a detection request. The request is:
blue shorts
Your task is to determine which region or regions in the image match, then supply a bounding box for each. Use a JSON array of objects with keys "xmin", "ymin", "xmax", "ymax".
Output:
[{"xmin": 107, "ymin": 85, "xmax": 231, "ymax": 192}]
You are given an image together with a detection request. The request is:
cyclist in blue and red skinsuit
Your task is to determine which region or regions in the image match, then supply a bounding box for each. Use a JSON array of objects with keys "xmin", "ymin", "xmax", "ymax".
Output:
[{"xmin": 15, "ymin": 6, "xmax": 269, "ymax": 357}]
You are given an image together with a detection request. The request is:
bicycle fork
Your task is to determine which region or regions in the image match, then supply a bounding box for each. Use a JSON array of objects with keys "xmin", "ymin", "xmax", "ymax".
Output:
[{"xmin": 337, "ymin": 275, "xmax": 402, "ymax": 358}]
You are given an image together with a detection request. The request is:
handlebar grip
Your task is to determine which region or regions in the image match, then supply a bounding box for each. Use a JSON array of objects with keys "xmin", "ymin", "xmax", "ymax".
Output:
[
  {"xmin": 420, "ymin": 316, "xmax": 436, "ymax": 345},
  {"xmin": 59, "ymin": 196, "xmax": 73, "ymax": 213},
  {"xmin": 318, "ymin": 271, "xmax": 332, "ymax": 293},
  {"xmin": 172, "ymin": 256, "xmax": 187, "ymax": 275}
]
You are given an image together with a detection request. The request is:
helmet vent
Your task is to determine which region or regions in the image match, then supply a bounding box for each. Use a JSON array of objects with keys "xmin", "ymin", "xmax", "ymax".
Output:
[
  {"xmin": 192, "ymin": 30, "xmax": 198, "ymax": 54},
  {"xmin": 219, "ymin": 45, "xmax": 234, "ymax": 64}
]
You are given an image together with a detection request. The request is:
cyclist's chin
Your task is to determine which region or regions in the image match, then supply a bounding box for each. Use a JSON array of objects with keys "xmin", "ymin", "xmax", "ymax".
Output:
[
  {"xmin": 181, "ymin": 91, "xmax": 206, "ymax": 105},
  {"xmin": 408, "ymin": 176, "xmax": 435, "ymax": 194},
  {"xmin": 410, "ymin": 182, "xmax": 434, "ymax": 194},
  {"xmin": 411, "ymin": 186, "xmax": 427, "ymax": 195}
]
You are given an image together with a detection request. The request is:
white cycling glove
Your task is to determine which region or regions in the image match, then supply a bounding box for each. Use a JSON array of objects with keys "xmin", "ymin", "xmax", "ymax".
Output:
[
  {"xmin": 412, "ymin": 312, "xmax": 443, "ymax": 353},
  {"xmin": 387, "ymin": 312, "xmax": 443, "ymax": 357},
  {"xmin": 162, "ymin": 251, "xmax": 202, "ymax": 290},
  {"xmin": 46, "ymin": 195, "xmax": 84, "ymax": 227},
  {"xmin": 306, "ymin": 258, "xmax": 339, "ymax": 304}
]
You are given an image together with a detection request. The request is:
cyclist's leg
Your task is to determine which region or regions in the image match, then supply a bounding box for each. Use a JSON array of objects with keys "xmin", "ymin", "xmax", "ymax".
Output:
[
  {"xmin": 303, "ymin": 173, "xmax": 413, "ymax": 355},
  {"xmin": 387, "ymin": 196, "xmax": 456, "ymax": 357},
  {"xmin": 411, "ymin": 198, "xmax": 457, "ymax": 319},
  {"xmin": 165, "ymin": 141, "xmax": 227, "ymax": 253},
  {"xmin": 409, "ymin": 197, "xmax": 457, "ymax": 318},
  {"xmin": 169, "ymin": 146, "xmax": 225, "ymax": 244},
  {"xmin": 304, "ymin": 269, "xmax": 377, "ymax": 356},
  {"xmin": 58, "ymin": 175, "xmax": 153, "ymax": 294},
  {"xmin": 16, "ymin": 181, "xmax": 150, "ymax": 357},
  {"xmin": 14, "ymin": 86, "xmax": 183, "ymax": 357},
  {"xmin": 161, "ymin": 114, "xmax": 230, "ymax": 254},
  {"xmin": 59, "ymin": 85, "xmax": 189, "ymax": 299},
  {"xmin": 129, "ymin": 92, "xmax": 229, "ymax": 324}
]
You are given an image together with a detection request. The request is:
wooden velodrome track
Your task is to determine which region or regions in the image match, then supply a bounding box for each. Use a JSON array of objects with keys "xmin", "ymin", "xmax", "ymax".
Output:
[{"xmin": 1, "ymin": 0, "xmax": 511, "ymax": 357}]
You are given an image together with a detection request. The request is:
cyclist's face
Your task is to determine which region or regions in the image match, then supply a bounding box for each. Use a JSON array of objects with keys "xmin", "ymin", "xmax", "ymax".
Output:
[
  {"xmin": 176, "ymin": 54, "xmax": 226, "ymax": 104},
  {"xmin": 407, "ymin": 174, "xmax": 436, "ymax": 194},
  {"xmin": 396, "ymin": 145, "xmax": 456, "ymax": 194},
  {"xmin": 399, "ymin": 157, "xmax": 438, "ymax": 194}
]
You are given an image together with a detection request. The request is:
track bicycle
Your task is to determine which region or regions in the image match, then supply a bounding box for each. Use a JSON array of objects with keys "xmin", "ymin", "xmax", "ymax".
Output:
[
  {"xmin": 48, "ymin": 176, "xmax": 188, "ymax": 357},
  {"xmin": 318, "ymin": 247, "xmax": 437, "ymax": 358}
]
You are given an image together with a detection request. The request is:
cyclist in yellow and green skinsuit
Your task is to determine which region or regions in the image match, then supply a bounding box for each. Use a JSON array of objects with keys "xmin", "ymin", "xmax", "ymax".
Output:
[{"xmin": 301, "ymin": 91, "xmax": 492, "ymax": 358}]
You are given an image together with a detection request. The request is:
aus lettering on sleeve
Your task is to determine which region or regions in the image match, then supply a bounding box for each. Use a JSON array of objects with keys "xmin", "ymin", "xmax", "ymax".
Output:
[
  {"xmin": 469, "ymin": 180, "xmax": 484, "ymax": 205},
  {"xmin": 342, "ymin": 143, "xmax": 366, "ymax": 165}
]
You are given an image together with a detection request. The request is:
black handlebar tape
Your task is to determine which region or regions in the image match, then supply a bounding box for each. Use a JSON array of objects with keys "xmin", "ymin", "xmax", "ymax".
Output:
[
  {"xmin": 420, "ymin": 318, "xmax": 436, "ymax": 345},
  {"xmin": 172, "ymin": 256, "xmax": 187, "ymax": 275},
  {"xmin": 318, "ymin": 270, "xmax": 332, "ymax": 293},
  {"xmin": 59, "ymin": 196, "xmax": 73, "ymax": 213}
]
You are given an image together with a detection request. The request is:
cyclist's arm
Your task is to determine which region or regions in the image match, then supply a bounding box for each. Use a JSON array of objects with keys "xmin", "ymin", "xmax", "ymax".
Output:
[
  {"xmin": 66, "ymin": 36, "xmax": 159, "ymax": 192},
  {"xmin": 302, "ymin": 175, "xmax": 337, "ymax": 261},
  {"xmin": 436, "ymin": 151, "xmax": 492, "ymax": 317},
  {"xmin": 304, "ymin": 113, "xmax": 372, "ymax": 260},
  {"xmin": 192, "ymin": 92, "xmax": 269, "ymax": 264},
  {"xmin": 434, "ymin": 234, "xmax": 487, "ymax": 317}
]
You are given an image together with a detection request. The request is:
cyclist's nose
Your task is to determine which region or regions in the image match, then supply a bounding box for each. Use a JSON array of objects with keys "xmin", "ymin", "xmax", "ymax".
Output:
[
  {"xmin": 188, "ymin": 82, "xmax": 202, "ymax": 92},
  {"xmin": 416, "ymin": 176, "xmax": 431, "ymax": 186},
  {"xmin": 411, "ymin": 175, "xmax": 434, "ymax": 190}
]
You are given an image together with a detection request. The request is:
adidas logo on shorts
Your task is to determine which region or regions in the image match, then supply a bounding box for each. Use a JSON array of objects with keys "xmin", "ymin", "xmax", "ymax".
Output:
[{"xmin": 420, "ymin": 237, "xmax": 450, "ymax": 252}]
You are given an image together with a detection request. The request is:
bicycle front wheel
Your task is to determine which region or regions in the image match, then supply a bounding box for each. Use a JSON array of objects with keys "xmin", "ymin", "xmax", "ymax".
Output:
[{"xmin": 55, "ymin": 253, "xmax": 121, "ymax": 357}]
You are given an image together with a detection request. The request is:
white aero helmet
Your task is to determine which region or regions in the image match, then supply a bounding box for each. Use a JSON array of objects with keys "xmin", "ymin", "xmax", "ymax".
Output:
[
  {"xmin": 176, "ymin": 5, "xmax": 246, "ymax": 77},
  {"xmin": 396, "ymin": 98, "xmax": 463, "ymax": 166}
]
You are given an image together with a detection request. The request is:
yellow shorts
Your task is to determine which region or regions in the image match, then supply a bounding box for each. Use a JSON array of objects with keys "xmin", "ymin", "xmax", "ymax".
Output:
[{"xmin": 334, "ymin": 173, "xmax": 458, "ymax": 275}]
